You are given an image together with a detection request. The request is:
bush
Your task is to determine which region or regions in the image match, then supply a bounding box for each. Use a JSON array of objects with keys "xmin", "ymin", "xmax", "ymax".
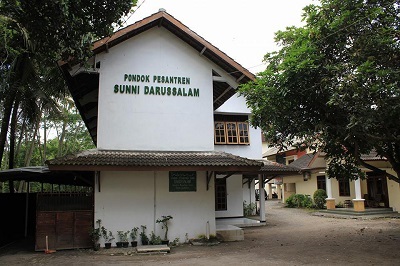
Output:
[
  {"xmin": 313, "ymin": 189, "xmax": 327, "ymax": 209},
  {"xmin": 243, "ymin": 201, "xmax": 256, "ymax": 216},
  {"xmin": 285, "ymin": 194, "xmax": 313, "ymax": 208}
]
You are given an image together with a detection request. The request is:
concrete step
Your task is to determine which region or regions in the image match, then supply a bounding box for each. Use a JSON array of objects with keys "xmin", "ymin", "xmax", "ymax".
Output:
[
  {"xmin": 136, "ymin": 244, "xmax": 170, "ymax": 253},
  {"xmin": 216, "ymin": 224, "xmax": 244, "ymax": 242},
  {"xmin": 321, "ymin": 208, "xmax": 399, "ymax": 216}
]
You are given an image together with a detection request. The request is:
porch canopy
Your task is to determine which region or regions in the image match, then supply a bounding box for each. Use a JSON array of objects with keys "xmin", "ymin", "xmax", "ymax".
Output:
[
  {"xmin": 45, "ymin": 149, "xmax": 263, "ymax": 172},
  {"xmin": 0, "ymin": 166, "xmax": 94, "ymax": 187}
]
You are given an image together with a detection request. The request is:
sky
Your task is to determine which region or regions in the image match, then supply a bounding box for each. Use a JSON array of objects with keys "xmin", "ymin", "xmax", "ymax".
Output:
[{"xmin": 125, "ymin": 0, "xmax": 316, "ymax": 74}]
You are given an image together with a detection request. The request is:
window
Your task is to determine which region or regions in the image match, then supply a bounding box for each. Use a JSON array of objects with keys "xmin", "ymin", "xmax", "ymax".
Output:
[
  {"xmin": 317, "ymin": 176, "xmax": 326, "ymax": 191},
  {"xmin": 214, "ymin": 121, "xmax": 250, "ymax": 145},
  {"xmin": 215, "ymin": 178, "xmax": 227, "ymax": 211},
  {"xmin": 338, "ymin": 178, "xmax": 350, "ymax": 196},
  {"xmin": 238, "ymin": 122, "xmax": 249, "ymax": 144},
  {"xmin": 226, "ymin": 122, "xmax": 238, "ymax": 143},
  {"xmin": 214, "ymin": 122, "xmax": 226, "ymax": 144}
]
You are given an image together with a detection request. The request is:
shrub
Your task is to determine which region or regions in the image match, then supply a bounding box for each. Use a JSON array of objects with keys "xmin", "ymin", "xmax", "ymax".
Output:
[
  {"xmin": 285, "ymin": 194, "xmax": 313, "ymax": 208},
  {"xmin": 243, "ymin": 201, "xmax": 256, "ymax": 216},
  {"xmin": 313, "ymin": 189, "xmax": 327, "ymax": 209}
]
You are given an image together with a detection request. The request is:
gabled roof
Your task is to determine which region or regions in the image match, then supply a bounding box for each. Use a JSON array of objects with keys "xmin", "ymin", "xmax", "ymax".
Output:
[
  {"xmin": 60, "ymin": 10, "xmax": 255, "ymax": 145},
  {"xmin": 259, "ymin": 160, "xmax": 301, "ymax": 175},
  {"xmin": 289, "ymin": 154, "xmax": 316, "ymax": 170},
  {"xmin": 46, "ymin": 149, "xmax": 263, "ymax": 172}
]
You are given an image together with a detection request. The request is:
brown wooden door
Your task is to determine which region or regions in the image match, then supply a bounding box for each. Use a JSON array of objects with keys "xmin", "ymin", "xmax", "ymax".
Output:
[{"xmin": 35, "ymin": 193, "xmax": 93, "ymax": 251}]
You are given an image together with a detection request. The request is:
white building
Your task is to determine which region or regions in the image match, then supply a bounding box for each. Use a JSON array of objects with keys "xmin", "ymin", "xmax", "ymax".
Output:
[{"xmin": 51, "ymin": 10, "xmax": 268, "ymax": 246}]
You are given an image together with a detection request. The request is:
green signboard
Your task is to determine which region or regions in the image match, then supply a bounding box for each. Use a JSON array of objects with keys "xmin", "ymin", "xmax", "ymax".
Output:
[{"xmin": 169, "ymin": 171, "xmax": 197, "ymax": 192}]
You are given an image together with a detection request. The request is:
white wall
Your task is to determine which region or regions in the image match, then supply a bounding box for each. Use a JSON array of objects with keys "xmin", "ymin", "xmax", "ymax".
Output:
[
  {"xmin": 215, "ymin": 174, "xmax": 244, "ymax": 218},
  {"xmin": 95, "ymin": 171, "xmax": 215, "ymax": 245},
  {"xmin": 96, "ymin": 27, "xmax": 215, "ymax": 151},
  {"xmin": 214, "ymin": 125, "xmax": 262, "ymax": 159},
  {"xmin": 242, "ymin": 178, "xmax": 256, "ymax": 215},
  {"xmin": 214, "ymin": 94, "xmax": 251, "ymax": 114},
  {"xmin": 214, "ymin": 95, "xmax": 263, "ymax": 159}
]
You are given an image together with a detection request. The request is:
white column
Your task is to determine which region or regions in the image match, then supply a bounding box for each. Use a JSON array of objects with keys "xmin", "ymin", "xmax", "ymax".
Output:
[
  {"xmin": 325, "ymin": 176, "xmax": 333, "ymax": 199},
  {"xmin": 353, "ymin": 178, "xmax": 365, "ymax": 211},
  {"xmin": 267, "ymin": 183, "xmax": 272, "ymax": 199},
  {"xmin": 277, "ymin": 184, "xmax": 282, "ymax": 201},
  {"xmin": 354, "ymin": 178, "xmax": 362, "ymax": 199},
  {"xmin": 325, "ymin": 175, "xmax": 336, "ymax": 209},
  {"xmin": 258, "ymin": 174, "xmax": 266, "ymax": 222}
]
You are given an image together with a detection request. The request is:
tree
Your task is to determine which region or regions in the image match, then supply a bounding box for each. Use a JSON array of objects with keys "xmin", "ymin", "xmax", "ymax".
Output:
[
  {"xmin": 240, "ymin": 0, "xmax": 400, "ymax": 182},
  {"xmin": 0, "ymin": 0, "xmax": 137, "ymax": 168}
]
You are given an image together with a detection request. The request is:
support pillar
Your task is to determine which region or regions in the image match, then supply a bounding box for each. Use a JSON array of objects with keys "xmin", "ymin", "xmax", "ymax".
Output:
[
  {"xmin": 325, "ymin": 176, "xmax": 335, "ymax": 209},
  {"xmin": 352, "ymin": 178, "xmax": 365, "ymax": 211},
  {"xmin": 258, "ymin": 174, "xmax": 266, "ymax": 222},
  {"xmin": 277, "ymin": 184, "xmax": 282, "ymax": 200},
  {"xmin": 267, "ymin": 183, "xmax": 272, "ymax": 199}
]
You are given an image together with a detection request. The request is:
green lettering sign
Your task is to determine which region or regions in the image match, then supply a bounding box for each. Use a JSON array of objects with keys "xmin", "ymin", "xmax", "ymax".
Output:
[{"xmin": 169, "ymin": 171, "xmax": 197, "ymax": 192}]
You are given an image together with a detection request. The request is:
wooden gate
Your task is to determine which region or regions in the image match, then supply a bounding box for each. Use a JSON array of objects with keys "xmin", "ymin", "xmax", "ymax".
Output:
[{"xmin": 35, "ymin": 193, "xmax": 93, "ymax": 251}]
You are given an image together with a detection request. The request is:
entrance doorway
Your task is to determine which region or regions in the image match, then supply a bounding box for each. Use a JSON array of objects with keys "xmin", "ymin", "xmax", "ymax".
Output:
[{"xmin": 366, "ymin": 172, "xmax": 389, "ymax": 208}]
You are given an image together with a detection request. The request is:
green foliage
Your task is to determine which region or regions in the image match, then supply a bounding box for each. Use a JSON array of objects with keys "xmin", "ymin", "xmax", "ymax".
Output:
[
  {"xmin": 1, "ymin": 0, "xmax": 137, "ymax": 62},
  {"xmin": 171, "ymin": 237, "xmax": 180, "ymax": 246},
  {"xmin": 149, "ymin": 231, "xmax": 162, "ymax": 245},
  {"xmin": 313, "ymin": 189, "xmax": 327, "ymax": 209},
  {"xmin": 101, "ymin": 226, "xmax": 115, "ymax": 243},
  {"xmin": 90, "ymin": 219, "xmax": 102, "ymax": 244},
  {"xmin": 0, "ymin": 0, "xmax": 136, "ymax": 168},
  {"xmin": 285, "ymin": 194, "xmax": 313, "ymax": 208},
  {"xmin": 140, "ymin": 225, "xmax": 149, "ymax": 243},
  {"xmin": 240, "ymin": 0, "xmax": 400, "ymax": 183},
  {"xmin": 243, "ymin": 201, "xmax": 256, "ymax": 216},
  {"xmin": 117, "ymin": 230, "xmax": 130, "ymax": 242},
  {"xmin": 156, "ymin": 215, "xmax": 173, "ymax": 240},
  {"xmin": 130, "ymin": 227, "xmax": 139, "ymax": 241}
]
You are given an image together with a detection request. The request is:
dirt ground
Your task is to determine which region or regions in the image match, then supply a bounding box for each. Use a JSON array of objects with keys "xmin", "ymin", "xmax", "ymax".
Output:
[{"xmin": 1, "ymin": 200, "xmax": 400, "ymax": 265}]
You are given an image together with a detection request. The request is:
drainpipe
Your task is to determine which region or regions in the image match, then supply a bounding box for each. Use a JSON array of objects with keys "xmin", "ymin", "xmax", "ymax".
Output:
[{"xmin": 153, "ymin": 171, "xmax": 157, "ymax": 233}]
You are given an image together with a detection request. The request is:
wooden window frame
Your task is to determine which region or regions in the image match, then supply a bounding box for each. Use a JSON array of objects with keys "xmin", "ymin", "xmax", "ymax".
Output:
[
  {"xmin": 214, "ymin": 122, "xmax": 226, "ymax": 144},
  {"xmin": 237, "ymin": 122, "xmax": 250, "ymax": 144},
  {"xmin": 226, "ymin": 122, "xmax": 238, "ymax": 144},
  {"xmin": 215, "ymin": 178, "xmax": 227, "ymax": 211},
  {"xmin": 214, "ymin": 121, "xmax": 250, "ymax": 145}
]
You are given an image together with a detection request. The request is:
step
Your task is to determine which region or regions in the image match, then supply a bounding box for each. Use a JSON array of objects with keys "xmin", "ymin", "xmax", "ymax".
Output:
[
  {"xmin": 136, "ymin": 244, "xmax": 170, "ymax": 253},
  {"xmin": 321, "ymin": 208, "xmax": 399, "ymax": 216},
  {"xmin": 216, "ymin": 224, "xmax": 244, "ymax": 242}
]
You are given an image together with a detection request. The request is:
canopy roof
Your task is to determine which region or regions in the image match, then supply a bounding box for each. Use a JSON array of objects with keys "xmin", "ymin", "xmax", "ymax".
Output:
[
  {"xmin": 0, "ymin": 166, "xmax": 94, "ymax": 186},
  {"xmin": 46, "ymin": 149, "xmax": 263, "ymax": 172}
]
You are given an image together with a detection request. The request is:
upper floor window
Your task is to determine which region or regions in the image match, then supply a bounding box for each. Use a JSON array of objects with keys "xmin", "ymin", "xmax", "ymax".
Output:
[
  {"xmin": 214, "ymin": 114, "xmax": 250, "ymax": 145},
  {"xmin": 226, "ymin": 122, "xmax": 238, "ymax": 144},
  {"xmin": 215, "ymin": 122, "xmax": 226, "ymax": 143},
  {"xmin": 214, "ymin": 121, "xmax": 250, "ymax": 145}
]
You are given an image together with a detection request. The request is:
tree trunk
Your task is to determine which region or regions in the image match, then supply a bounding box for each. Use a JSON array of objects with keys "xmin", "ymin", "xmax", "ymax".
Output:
[
  {"xmin": 0, "ymin": 89, "xmax": 17, "ymax": 168},
  {"xmin": 58, "ymin": 118, "xmax": 67, "ymax": 157},
  {"xmin": 8, "ymin": 93, "xmax": 21, "ymax": 169},
  {"xmin": 15, "ymin": 117, "xmax": 27, "ymax": 160},
  {"xmin": 24, "ymin": 116, "xmax": 41, "ymax": 167},
  {"xmin": 43, "ymin": 113, "xmax": 47, "ymax": 164}
]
